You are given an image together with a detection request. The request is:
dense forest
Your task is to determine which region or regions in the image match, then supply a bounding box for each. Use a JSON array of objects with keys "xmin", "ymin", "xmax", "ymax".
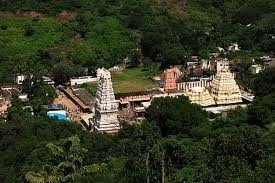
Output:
[
  {"xmin": 0, "ymin": 0, "xmax": 275, "ymax": 84},
  {"xmin": 1, "ymin": 0, "xmax": 275, "ymax": 182}
]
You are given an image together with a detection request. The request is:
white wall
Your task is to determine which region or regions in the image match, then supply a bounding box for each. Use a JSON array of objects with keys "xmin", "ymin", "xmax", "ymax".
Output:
[
  {"xmin": 70, "ymin": 76, "xmax": 97, "ymax": 86},
  {"xmin": 217, "ymin": 59, "xmax": 229, "ymax": 73},
  {"xmin": 16, "ymin": 75, "xmax": 25, "ymax": 85}
]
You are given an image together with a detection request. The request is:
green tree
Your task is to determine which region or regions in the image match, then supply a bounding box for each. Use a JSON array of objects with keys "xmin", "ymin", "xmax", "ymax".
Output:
[
  {"xmin": 251, "ymin": 67, "xmax": 275, "ymax": 97},
  {"xmin": 25, "ymin": 136, "xmax": 105, "ymax": 183},
  {"xmin": 51, "ymin": 61, "xmax": 75, "ymax": 85},
  {"xmin": 146, "ymin": 96, "xmax": 208, "ymax": 137},
  {"xmin": 247, "ymin": 93, "xmax": 275, "ymax": 127}
]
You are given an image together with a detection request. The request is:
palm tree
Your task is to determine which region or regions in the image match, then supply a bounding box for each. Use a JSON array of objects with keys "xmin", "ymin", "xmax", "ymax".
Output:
[{"xmin": 25, "ymin": 136, "xmax": 105, "ymax": 183}]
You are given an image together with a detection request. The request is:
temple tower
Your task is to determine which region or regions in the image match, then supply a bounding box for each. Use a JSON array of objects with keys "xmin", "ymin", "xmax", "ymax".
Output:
[
  {"xmin": 94, "ymin": 68, "xmax": 120, "ymax": 133},
  {"xmin": 216, "ymin": 58, "xmax": 229, "ymax": 73},
  {"xmin": 186, "ymin": 87, "xmax": 215, "ymax": 107},
  {"xmin": 163, "ymin": 69, "xmax": 177, "ymax": 92},
  {"xmin": 209, "ymin": 68, "xmax": 242, "ymax": 105}
]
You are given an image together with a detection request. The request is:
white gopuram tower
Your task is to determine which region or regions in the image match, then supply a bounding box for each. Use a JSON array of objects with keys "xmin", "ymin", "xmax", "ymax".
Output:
[{"xmin": 94, "ymin": 68, "xmax": 120, "ymax": 133}]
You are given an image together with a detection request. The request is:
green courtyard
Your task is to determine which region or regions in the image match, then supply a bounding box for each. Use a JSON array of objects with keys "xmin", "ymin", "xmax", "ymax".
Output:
[
  {"xmin": 111, "ymin": 68, "xmax": 156, "ymax": 93},
  {"xmin": 84, "ymin": 68, "xmax": 156, "ymax": 94}
]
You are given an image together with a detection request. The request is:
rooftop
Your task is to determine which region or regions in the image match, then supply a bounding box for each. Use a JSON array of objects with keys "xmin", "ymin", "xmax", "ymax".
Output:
[
  {"xmin": 115, "ymin": 89, "xmax": 164, "ymax": 100},
  {"xmin": 73, "ymin": 88, "xmax": 94, "ymax": 106},
  {"xmin": 61, "ymin": 88, "xmax": 90, "ymax": 110}
]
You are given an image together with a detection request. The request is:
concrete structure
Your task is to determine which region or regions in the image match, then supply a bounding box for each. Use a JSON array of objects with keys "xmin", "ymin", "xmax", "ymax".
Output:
[
  {"xmin": 210, "ymin": 59, "xmax": 217, "ymax": 71},
  {"xmin": 192, "ymin": 65, "xmax": 203, "ymax": 77},
  {"xmin": 48, "ymin": 103, "xmax": 64, "ymax": 110},
  {"xmin": 61, "ymin": 88, "xmax": 91, "ymax": 113},
  {"xmin": 250, "ymin": 65, "xmax": 263, "ymax": 74},
  {"xmin": 116, "ymin": 90, "xmax": 164, "ymax": 118},
  {"xmin": 73, "ymin": 88, "xmax": 94, "ymax": 107},
  {"xmin": 201, "ymin": 59, "xmax": 209, "ymax": 69},
  {"xmin": 108, "ymin": 65, "xmax": 124, "ymax": 73},
  {"xmin": 240, "ymin": 89, "xmax": 254, "ymax": 102},
  {"xmin": 18, "ymin": 93, "xmax": 28, "ymax": 101},
  {"xmin": 177, "ymin": 80, "xmax": 210, "ymax": 91},
  {"xmin": 255, "ymin": 56, "xmax": 275, "ymax": 68},
  {"xmin": 170, "ymin": 66, "xmax": 183, "ymax": 80},
  {"xmin": 216, "ymin": 58, "xmax": 229, "ymax": 73},
  {"xmin": 209, "ymin": 68, "xmax": 242, "ymax": 105},
  {"xmin": 80, "ymin": 113, "xmax": 94, "ymax": 131},
  {"xmin": 228, "ymin": 43, "xmax": 240, "ymax": 51},
  {"xmin": 204, "ymin": 104, "xmax": 247, "ymax": 115},
  {"xmin": 163, "ymin": 69, "xmax": 177, "ymax": 91},
  {"xmin": 94, "ymin": 68, "xmax": 120, "ymax": 133},
  {"xmin": 186, "ymin": 87, "xmax": 215, "ymax": 106},
  {"xmin": 42, "ymin": 76, "xmax": 55, "ymax": 85},
  {"xmin": 70, "ymin": 76, "xmax": 97, "ymax": 86},
  {"xmin": 53, "ymin": 90, "xmax": 82, "ymax": 121},
  {"xmin": 16, "ymin": 75, "xmax": 25, "ymax": 85}
]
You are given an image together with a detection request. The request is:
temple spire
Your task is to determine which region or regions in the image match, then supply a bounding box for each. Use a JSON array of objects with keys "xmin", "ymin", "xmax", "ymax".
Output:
[
  {"xmin": 209, "ymin": 68, "xmax": 242, "ymax": 105},
  {"xmin": 94, "ymin": 68, "xmax": 120, "ymax": 133}
]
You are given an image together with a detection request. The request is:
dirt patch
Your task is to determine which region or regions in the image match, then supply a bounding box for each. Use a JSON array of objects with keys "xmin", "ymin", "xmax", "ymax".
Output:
[
  {"xmin": 159, "ymin": 0, "xmax": 189, "ymax": 16},
  {"xmin": 0, "ymin": 10, "xmax": 77, "ymax": 19},
  {"xmin": 0, "ymin": 10, "xmax": 43, "ymax": 18},
  {"xmin": 0, "ymin": 11, "xmax": 14, "ymax": 17},
  {"xmin": 15, "ymin": 10, "xmax": 43, "ymax": 18},
  {"xmin": 58, "ymin": 10, "xmax": 77, "ymax": 20}
]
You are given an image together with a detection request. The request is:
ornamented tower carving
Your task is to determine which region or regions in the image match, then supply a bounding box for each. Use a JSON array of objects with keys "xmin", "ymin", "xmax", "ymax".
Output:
[
  {"xmin": 94, "ymin": 68, "xmax": 120, "ymax": 133},
  {"xmin": 186, "ymin": 87, "xmax": 215, "ymax": 107},
  {"xmin": 209, "ymin": 68, "xmax": 242, "ymax": 105},
  {"xmin": 163, "ymin": 69, "xmax": 177, "ymax": 92}
]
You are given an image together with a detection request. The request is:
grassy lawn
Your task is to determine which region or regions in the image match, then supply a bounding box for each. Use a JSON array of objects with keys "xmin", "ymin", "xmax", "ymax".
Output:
[
  {"xmin": 82, "ymin": 82, "xmax": 98, "ymax": 96},
  {"xmin": 81, "ymin": 68, "xmax": 156, "ymax": 94},
  {"xmin": 111, "ymin": 68, "xmax": 156, "ymax": 93}
]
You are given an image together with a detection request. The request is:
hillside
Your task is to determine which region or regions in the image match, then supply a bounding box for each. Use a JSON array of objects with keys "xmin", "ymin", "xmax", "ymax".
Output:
[{"xmin": 0, "ymin": 0, "xmax": 275, "ymax": 84}]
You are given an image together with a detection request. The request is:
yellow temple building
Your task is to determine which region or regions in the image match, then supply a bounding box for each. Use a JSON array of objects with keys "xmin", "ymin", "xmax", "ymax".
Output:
[
  {"xmin": 186, "ymin": 68, "xmax": 242, "ymax": 106},
  {"xmin": 186, "ymin": 87, "xmax": 215, "ymax": 106},
  {"xmin": 209, "ymin": 68, "xmax": 242, "ymax": 105}
]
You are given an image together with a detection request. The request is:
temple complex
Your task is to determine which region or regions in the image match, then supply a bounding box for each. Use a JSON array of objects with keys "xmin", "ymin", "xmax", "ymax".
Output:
[
  {"xmin": 163, "ymin": 68, "xmax": 177, "ymax": 91},
  {"xmin": 209, "ymin": 68, "xmax": 242, "ymax": 105},
  {"xmin": 186, "ymin": 87, "xmax": 215, "ymax": 106},
  {"xmin": 93, "ymin": 68, "xmax": 120, "ymax": 133}
]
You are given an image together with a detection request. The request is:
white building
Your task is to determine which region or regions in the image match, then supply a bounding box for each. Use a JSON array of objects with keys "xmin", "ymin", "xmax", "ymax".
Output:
[
  {"xmin": 250, "ymin": 65, "xmax": 263, "ymax": 74},
  {"xmin": 201, "ymin": 59, "xmax": 209, "ymax": 69},
  {"xmin": 18, "ymin": 93, "xmax": 28, "ymax": 101},
  {"xmin": 42, "ymin": 76, "xmax": 55, "ymax": 85},
  {"xmin": 217, "ymin": 58, "xmax": 229, "ymax": 73},
  {"xmin": 70, "ymin": 76, "xmax": 97, "ymax": 86},
  {"xmin": 228, "ymin": 43, "xmax": 240, "ymax": 52},
  {"xmin": 16, "ymin": 75, "xmax": 25, "ymax": 85}
]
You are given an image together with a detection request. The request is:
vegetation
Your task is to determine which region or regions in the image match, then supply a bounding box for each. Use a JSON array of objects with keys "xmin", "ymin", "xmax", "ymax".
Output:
[
  {"xmin": 81, "ymin": 82, "xmax": 98, "ymax": 96},
  {"xmin": 1, "ymin": 1, "xmax": 275, "ymax": 183},
  {"xmin": 112, "ymin": 68, "xmax": 156, "ymax": 93},
  {"xmin": 1, "ymin": 0, "xmax": 275, "ymax": 85}
]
